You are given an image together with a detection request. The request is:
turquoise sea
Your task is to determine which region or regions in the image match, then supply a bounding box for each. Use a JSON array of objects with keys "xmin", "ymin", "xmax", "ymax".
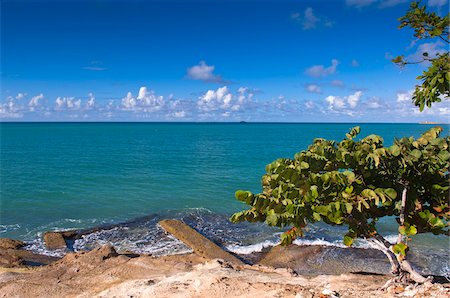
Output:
[{"xmin": 0, "ymin": 123, "xmax": 449, "ymax": 275}]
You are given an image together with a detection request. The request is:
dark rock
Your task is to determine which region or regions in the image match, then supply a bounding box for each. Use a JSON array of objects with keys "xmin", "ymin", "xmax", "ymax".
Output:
[
  {"xmin": 0, "ymin": 238, "xmax": 25, "ymax": 250},
  {"xmin": 43, "ymin": 232, "xmax": 67, "ymax": 250},
  {"xmin": 258, "ymin": 244, "xmax": 391, "ymax": 276}
]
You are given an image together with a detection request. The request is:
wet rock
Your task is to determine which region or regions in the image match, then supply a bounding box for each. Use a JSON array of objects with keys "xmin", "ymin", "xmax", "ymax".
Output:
[
  {"xmin": 43, "ymin": 232, "xmax": 67, "ymax": 250},
  {"xmin": 0, "ymin": 238, "xmax": 25, "ymax": 250},
  {"xmin": 0, "ymin": 251, "xmax": 24, "ymax": 268},
  {"xmin": 258, "ymin": 244, "xmax": 390, "ymax": 275}
]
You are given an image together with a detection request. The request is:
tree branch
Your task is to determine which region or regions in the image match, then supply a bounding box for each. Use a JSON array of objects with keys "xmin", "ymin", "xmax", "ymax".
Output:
[{"xmin": 397, "ymin": 185, "xmax": 408, "ymax": 244}]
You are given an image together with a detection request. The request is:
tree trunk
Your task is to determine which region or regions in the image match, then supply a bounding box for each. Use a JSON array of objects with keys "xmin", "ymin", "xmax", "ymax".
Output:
[
  {"xmin": 397, "ymin": 186, "xmax": 408, "ymax": 244},
  {"xmin": 371, "ymin": 233, "xmax": 429, "ymax": 284}
]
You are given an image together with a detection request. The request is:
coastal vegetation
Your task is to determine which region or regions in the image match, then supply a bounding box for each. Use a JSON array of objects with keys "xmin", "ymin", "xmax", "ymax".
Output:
[
  {"xmin": 232, "ymin": 0, "xmax": 449, "ymax": 285},
  {"xmin": 392, "ymin": 1, "xmax": 449, "ymax": 111}
]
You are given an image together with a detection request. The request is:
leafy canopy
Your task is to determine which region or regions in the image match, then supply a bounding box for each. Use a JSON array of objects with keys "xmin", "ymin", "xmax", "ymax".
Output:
[
  {"xmin": 231, "ymin": 127, "xmax": 449, "ymax": 251},
  {"xmin": 392, "ymin": 1, "xmax": 449, "ymax": 111}
]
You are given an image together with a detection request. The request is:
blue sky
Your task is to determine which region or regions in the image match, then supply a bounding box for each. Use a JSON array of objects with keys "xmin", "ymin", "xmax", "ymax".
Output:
[{"xmin": 1, "ymin": 0, "xmax": 449, "ymax": 122}]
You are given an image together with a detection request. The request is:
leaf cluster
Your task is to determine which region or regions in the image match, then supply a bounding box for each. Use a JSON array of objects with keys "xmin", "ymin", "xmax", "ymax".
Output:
[
  {"xmin": 230, "ymin": 127, "xmax": 449, "ymax": 247},
  {"xmin": 392, "ymin": 1, "xmax": 449, "ymax": 110}
]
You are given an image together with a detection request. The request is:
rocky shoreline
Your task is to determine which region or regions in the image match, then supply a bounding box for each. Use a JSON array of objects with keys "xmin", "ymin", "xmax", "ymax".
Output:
[{"xmin": 0, "ymin": 220, "xmax": 449, "ymax": 297}]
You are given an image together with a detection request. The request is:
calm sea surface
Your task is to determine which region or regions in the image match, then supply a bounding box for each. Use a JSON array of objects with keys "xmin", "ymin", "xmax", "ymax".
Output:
[{"xmin": 0, "ymin": 123, "xmax": 448, "ymax": 275}]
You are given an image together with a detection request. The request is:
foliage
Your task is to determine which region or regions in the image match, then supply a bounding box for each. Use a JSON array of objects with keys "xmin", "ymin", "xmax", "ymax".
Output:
[
  {"xmin": 392, "ymin": 1, "xmax": 449, "ymax": 111},
  {"xmin": 230, "ymin": 127, "xmax": 449, "ymax": 255}
]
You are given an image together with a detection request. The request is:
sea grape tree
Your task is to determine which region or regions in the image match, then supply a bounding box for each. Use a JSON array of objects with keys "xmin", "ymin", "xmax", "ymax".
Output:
[
  {"xmin": 231, "ymin": 126, "xmax": 449, "ymax": 283},
  {"xmin": 392, "ymin": 1, "xmax": 449, "ymax": 111}
]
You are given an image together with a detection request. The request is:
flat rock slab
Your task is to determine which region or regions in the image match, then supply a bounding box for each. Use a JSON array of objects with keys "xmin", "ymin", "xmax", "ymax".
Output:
[
  {"xmin": 158, "ymin": 219, "xmax": 243, "ymax": 265},
  {"xmin": 258, "ymin": 244, "xmax": 391, "ymax": 275}
]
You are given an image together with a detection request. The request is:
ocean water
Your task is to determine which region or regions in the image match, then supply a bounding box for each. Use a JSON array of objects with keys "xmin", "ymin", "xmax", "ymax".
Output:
[{"xmin": 0, "ymin": 123, "xmax": 449, "ymax": 275}]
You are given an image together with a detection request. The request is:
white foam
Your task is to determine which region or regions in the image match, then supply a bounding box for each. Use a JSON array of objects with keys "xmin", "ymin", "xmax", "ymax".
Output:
[
  {"xmin": 226, "ymin": 234, "xmax": 402, "ymax": 255},
  {"xmin": 0, "ymin": 224, "xmax": 21, "ymax": 234},
  {"xmin": 226, "ymin": 240, "xmax": 278, "ymax": 254}
]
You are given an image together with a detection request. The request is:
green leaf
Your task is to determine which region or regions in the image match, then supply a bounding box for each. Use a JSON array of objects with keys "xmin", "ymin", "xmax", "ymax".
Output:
[
  {"xmin": 438, "ymin": 150, "xmax": 450, "ymax": 161},
  {"xmin": 390, "ymin": 145, "xmax": 401, "ymax": 156},
  {"xmin": 393, "ymin": 242, "xmax": 408, "ymax": 256},
  {"xmin": 343, "ymin": 235, "xmax": 354, "ymax": 247},
  {"xmin": 384, "ymin": 188, "xmax": 397, "ymax": 200},
  {"xmin": 345, "ymin": 203, "xmax": 353, "ymax": 214},
  {"xmin": 235, "ymin": 190, "xmax": 252, "ymax": 202},
  {"xmin": 410, "ymin": 149, "xmax": 422, "ymax": 159},
  {"xmin": 312, "ymin": 212, "xmax": 321, "ymax": 221}
]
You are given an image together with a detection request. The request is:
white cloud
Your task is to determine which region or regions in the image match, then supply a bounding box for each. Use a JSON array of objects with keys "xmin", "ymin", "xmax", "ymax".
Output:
[
  {"xmin": 408, "ymin": 41, "xmax": 446, "ymax": 62},
  {"xmin": 122, "ymin": 92, "xmax": 136, "ymax": 109},
  {"xmin": 186, "ymin": 61, "xmax": 223, "ymax": 83},
  {"xmin": 291, "ymin": 7, "xmax": 333, "ymax": 30},
  {"xmin": 86, "ymin": 93, "xmax": 95, "ymax": 109},
  {"xmin": 326, "ymin": 95, "xmax": 346, "ymax": 110},
  {"xmin": 351, "ymin": 59, "xmax": 360, "ymax": 67},
  {"xmin": 366, "ymin": 97, "xmax": 383, "ymax": 109},
  {"xmin": 55, "ymin": 97, "xmax": 81, "ymax": 110},
  {"xmin": 28, "ymin": 93, "xmax": 44, "ymax": 111},
  {"xmin": 197, "ymin": 86, "xmax": 254, "ymax": 114},
  {"xmin": 325, "ymin": 91, "xmax": 363, "ymax": 111},
  {"xmin": 173, "ymin": 111, "xmax": 186, "ymax": 118},
  {"xmin": 302, "ymin": 8, "xmax": 319, "ymax": 30},
  {"xmin": 121, "ymin": 86, "xmax": 165, "ymax": 112},
  {"xmin": 428, "ymin": 0, "xmax": 448, "ymax": 7},
  {"xmin": 348, "ymin": 91, "xmax": 362, "ymax": 108},
  {"xmin": 396, "ymin": 90, "xmax": 413, "ymax": 102},
  {"xmin": 16, "ymin": 93, "xmax": 27, "ymax": 100},
  {"xmin": 305, "ymin": 100, "xmax": 315, "ymax": 109},
  {"xmin": 305, "ymin": 84, "xmax": 322, "ymax": 94},
  {"xmin": 0, "ymin": 96, "xmax": 23, "ymax": 118},
  {"xmin": 306, "ymin": 59, "xmax": 339, "ymax": 78}
]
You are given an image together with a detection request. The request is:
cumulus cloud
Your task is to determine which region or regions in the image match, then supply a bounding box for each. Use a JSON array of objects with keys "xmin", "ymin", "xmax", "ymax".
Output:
[
  {"xmin": 86, "ymin": 93, "xmax": 95, "ymax": 109},
  {"xmin": 306, "ymin": 59, "xmax": 339, "ymax": 78},
  {"xmin": 186, "ymin": 61, "xmax": 223, "ymax": 83},
  {"xmin": 325, "ymin": 91, "xmax": 363, "ymax": 111},
  {"xmin": 121, "ymin": 86, "xmax": 165, "ymax": 112},
  {"xmin": 55, "ymin": 97, "xmax": 81, "ymax": 110},
  {"xmin": 305, "ymin": 84, "xmax": 322, "ymax": 94},
  {"xmin": 0, "ymin": 96, "xmax": 23, "ymax": 118},
  {"xmin": 351, "ymin": 59, "xmax": 360, "ymax": 67},
  {"xmin": 28, "ymin": 93, "xmax": 44, "ymax": 111},
  {"xmin": 291, "ymin": 7, "xmax": 333, "ymax": 30},
  {"xmin": 197, "ymin": 86, "xmax": 254, "ymax": 114}
]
